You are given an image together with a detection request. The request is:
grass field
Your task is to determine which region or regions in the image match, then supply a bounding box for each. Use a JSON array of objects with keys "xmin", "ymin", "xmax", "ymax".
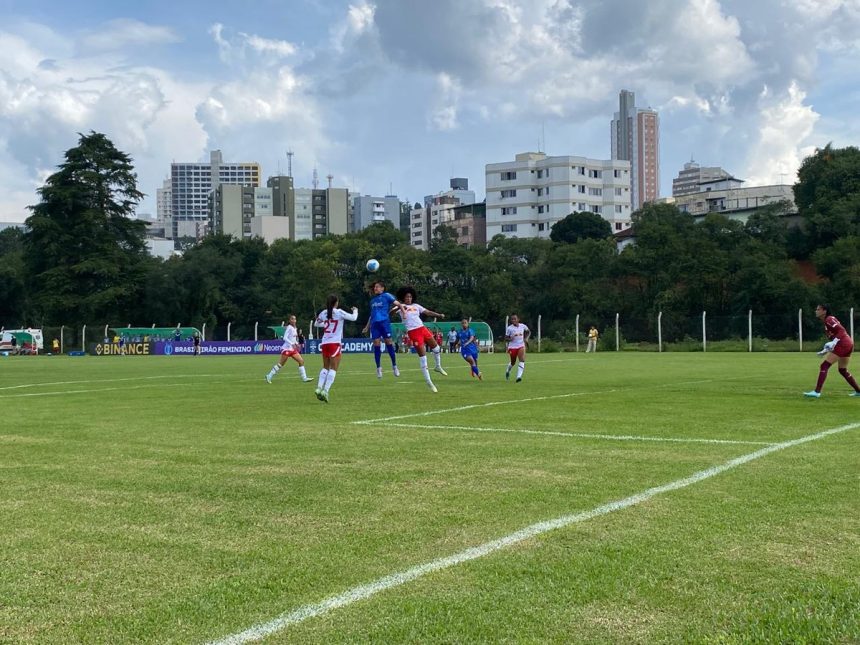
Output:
[{"xmin": 1, "ymin": 351, "xmax": 859, "ymax": 644}]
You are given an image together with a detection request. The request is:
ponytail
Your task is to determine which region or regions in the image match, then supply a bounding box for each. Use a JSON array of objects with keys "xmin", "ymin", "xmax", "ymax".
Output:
[{"xmin": 326, "ymin": 294, "xmax": 338, "ymax": 321}]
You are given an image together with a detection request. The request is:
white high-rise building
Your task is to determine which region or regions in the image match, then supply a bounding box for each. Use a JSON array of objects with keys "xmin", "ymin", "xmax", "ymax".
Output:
[
  {"xmin": 352, "ymin": 194, "xmax": 401, "ymax": 231},
  {"xmin": 170, "ymin": 150, "xmax": 260, "ymax": 239},
  {"xmin": 486, "ymin": 152, "xmax": 632, "ymax": 240},
  {"xmin": 672, "ymin": 161, "xmax": 732, "ymax": 196},
  {"xmin": 611, "ymin": 90, "xmax": 659, "ymax": 210}
]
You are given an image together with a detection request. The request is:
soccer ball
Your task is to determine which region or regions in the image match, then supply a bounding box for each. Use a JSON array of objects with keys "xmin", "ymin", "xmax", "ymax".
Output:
[{"xmin": 366, "ymin": 258, "xmax": 380, "ymax": 272}]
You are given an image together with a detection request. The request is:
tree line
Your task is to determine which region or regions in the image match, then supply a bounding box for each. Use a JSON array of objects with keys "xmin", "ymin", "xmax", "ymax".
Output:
[{"xmin": 1, "ymin": 133, "xmax": 859, "ymax": 344}]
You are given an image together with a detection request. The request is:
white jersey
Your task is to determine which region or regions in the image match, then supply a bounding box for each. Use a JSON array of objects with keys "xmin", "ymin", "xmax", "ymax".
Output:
[
  {"xmin": 506, "ymin": 323, "xmax": 529, "ymax": 350},
  {"xmin": 281, "ymin": 325, "xmax": 300, "ymax": 352},
  {"xmin": 316, "ymin": 307, "xmax": 359, "ymax": 345},
  {"xmin": 398, "ymin": 303, "xmax": 427, "ymax": 331}
]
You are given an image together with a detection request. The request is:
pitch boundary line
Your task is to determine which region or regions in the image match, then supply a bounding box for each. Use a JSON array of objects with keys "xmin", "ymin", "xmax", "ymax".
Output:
[
  {"xmin": 0, "ymin": 374, "xmax": 222, "ymax": 391},
  {"xmin": 206, "ymin": 421, "xmax": 860, "ymax": 645},
  {"xmin": 0, "ymin": 382, "xmax": 231, "ymax": 398},
  {"xmin": 377, "ymin": 422, "xmax": 775, "ymax": 446}
]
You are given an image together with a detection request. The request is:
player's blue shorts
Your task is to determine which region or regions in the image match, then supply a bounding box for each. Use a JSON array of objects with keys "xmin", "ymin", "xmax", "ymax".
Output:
[
  {"xmin": 460, "ymin": 346, "xmax": 478, "ymax": 360},
  {"xmin": 370, "ymin": 320, "xmax": 392, "ymax": 340}
]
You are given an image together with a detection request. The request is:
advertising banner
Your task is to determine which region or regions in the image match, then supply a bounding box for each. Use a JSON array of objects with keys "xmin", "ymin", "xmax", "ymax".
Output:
[{"xmin": 148, "ymin": 339, "xmax": 375, "ymax": 356}]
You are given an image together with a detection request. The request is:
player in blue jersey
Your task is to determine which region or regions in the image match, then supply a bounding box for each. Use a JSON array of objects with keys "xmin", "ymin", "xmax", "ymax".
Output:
[
  {"xmin": 361, "ymin": 280, "xmax": 402, "ymax": 379},
  {"xmin": 458, "ymin": 318, "xmax": 482, "ymax": 380}
]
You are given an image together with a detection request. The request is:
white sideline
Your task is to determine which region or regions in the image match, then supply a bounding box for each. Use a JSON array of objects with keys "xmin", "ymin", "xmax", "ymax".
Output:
[
  {"xmin": 0, "ymin": 382, "xmax": 226, "ymax": 398},
  {"xmin": 0, "ymin": 374, "xmax": 221, "ymax": 391},
  {"xmin": 378, "ymin": 422, "xmax": 774, "ymax": 446},
  {"xmin": 206, "ymin": 421, "xmax": 860, "ymax": 645}
]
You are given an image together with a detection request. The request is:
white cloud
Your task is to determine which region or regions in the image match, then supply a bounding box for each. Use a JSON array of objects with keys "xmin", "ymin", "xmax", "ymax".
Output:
[{"xmin": 79, "ymin": 19, "xmax": 180, "ymax": 52}]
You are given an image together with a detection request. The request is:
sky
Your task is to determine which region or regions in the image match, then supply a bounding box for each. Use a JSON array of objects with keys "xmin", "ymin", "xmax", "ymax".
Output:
[{"xmin": 1, "ymin": 0, "xmax": 859, "ymax": 222}]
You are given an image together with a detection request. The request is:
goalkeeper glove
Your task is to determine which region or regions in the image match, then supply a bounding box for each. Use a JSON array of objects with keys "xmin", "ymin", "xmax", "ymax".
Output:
[{"xmin": 818, "ymin": 339, "xmax": 839, "ymax": 355}]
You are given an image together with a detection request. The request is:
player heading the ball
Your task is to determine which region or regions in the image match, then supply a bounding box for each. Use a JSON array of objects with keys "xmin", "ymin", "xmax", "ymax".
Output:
[
  {"xmin": 362, "ymin": 280, "xmax": 401, "ymax": 379},
  {"xmin": 394, "ymin": 286, "xmax": 448, "ymax": 392}
]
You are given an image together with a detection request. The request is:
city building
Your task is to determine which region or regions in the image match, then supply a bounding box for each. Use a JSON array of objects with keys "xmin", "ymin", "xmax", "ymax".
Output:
[
  {"xmin": 293, "ymin": 187, "xmax": 349, "ymax": 240},
  {"xmin": 611, "ymin": 89, "xmax": 659, "ymax": 210},
  {"xmin": 665, "ymin": 181, "xmax": 796, "ymax": 222},
  {"xmin": 408, "ymin": 202, "xmax": 428, "ymax": 249},
  {"xmin": 449, "ymin": 201, "xmax": 486, "ymax": 247},
  {"xmin": 485, "ymin": 152, "xmax": 632, "ymax": 240},
  {"xmin": 352, "ymin": 194, "xmax": 401, "ymax": 231},
  {"xmin": 407, "ymin": 178, "xmax": 475, "ymax": 250},
  {"xmin": 170, "ymin": 150, "xmax": 260, "ymax": 239},
  {"xmin": 209, "ymin": 185, "xmax": 274, "ymax": 239},
  {"xmin": 672, "ymin": 160, "xmax": 733, "ymax": 197}
]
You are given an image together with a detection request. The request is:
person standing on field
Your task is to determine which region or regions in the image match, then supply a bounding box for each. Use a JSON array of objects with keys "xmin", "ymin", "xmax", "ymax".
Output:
[
  {"xmin": 586, "ymin": 326, "xmax": 599, "ymax": 353},
  {"xmin": 804, "ymin": 303, "xmax": 860, "ymax": 398},
  {"xmin": 504, "ymin": 314, "xmax": 530, "ymax": 382},
  {"xmin": 315, "ymin": 295, "xmax": 359, "ymax": 402},
  {"xmin": 267, "ymin": 315, "xmax": 312, "ymax": 384}
]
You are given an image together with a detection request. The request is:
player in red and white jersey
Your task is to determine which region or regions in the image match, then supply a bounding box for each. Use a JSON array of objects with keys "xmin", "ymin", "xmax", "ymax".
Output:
[
  {"xmin": 266, "ymin": 314, "xmax": 313, "ymax": 384},
  {"xmin": 394, "ymin": 286, "xmax": 448, "ymax": 392},
  {"xmin": 805, "ymin": 303, "xmax": 860, "ymax": 398},
  {"xmin": 313, "ymin": 294, "xmax": 359, "ymax": 402},
  {"xmin": 504, "ymin": 314, "xmax": 530, "ymax": 382}
]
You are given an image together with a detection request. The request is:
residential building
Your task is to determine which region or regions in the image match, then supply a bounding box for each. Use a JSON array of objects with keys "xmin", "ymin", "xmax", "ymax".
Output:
[
  {"xmin": 485, "ymin": 152, "xmax": 632, "ymax": 240},
  {"xmin": 449, "ymin": 201, "xmax": 486, "ymax": 247},
  {"xmin": 409, "ymin": 202, "xmax": 429, "ymax": 249},
  {"xmin": 667, "ymin": 182, "xmax": 796, "ymax": 223},
  {"xmin": 672, "ymin": 161, "xmax": 732, "ymax": 197},
  {"xmin": 293, "ymin": 187, "xmax": 349, "ymax": 240},
  {"xmin": 210, "ymin": 185, "xmax": 274, "ymax": 239},
  {"xmin": 170, "ymin": 149, "xmax": 260, "ymax": 239},
  {"xmin": 611, "ymin": 89, "xmax": 659, "ymax": 210},
  {"xmin": 410, "ymin": 178, "xmax": 476, "ymax": 250},
  {"xmin": 250, "ymin": 215, "xmax": 291, "ymax": 244},
  {"xmin": 352, "ymin": 194, "xmax": 401, "ymax": 231}
]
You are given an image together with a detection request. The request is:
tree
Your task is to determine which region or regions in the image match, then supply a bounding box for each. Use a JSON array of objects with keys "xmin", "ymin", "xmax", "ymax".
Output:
[
  {"xmin": 23, "ymin": 132, "xmax": 148, "ymax": 324},
  {"xmin": 794, "ymin": 144, "xmax": 860, "ymax": 250},
  {"xmin": 549, "ymin": 211, "xmax": 612, "ymax": 244},
  {"xmin": 0, "ymin": 227, "xmax": 27, "ymax": 324}
]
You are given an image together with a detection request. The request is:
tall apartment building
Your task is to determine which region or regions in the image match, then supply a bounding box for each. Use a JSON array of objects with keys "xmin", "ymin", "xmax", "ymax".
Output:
[
  {"xmin": 672, "ymin": 161, "xmax": 732, "ymax": 196},
  {"xmin": 156, "ymin": 178, "xmax": 171, "ymax": 220},
  {"xmin": 293, "ymin": 187, "xmax": 349, "ymax": 240},
  {"xmin": 408, "ymin": 178, "xmax": 476, "ymax": 251},
  {"xmin": 485, "ymin": 152, "xmax": 632, "ymax": 240},
  {"xmin": 352, "ymin": 194, "xmax": 401, "ymax": 231},
  {"xmin": 170, "ymin": 150, "xmax": 260, "ymax": 239},
  {"xmin": 209, "ymin": 184, "xmax": 274, "ymax": 239},
  {"xmin": 611, "ymin": 90, "xmax": 659, "ymax": 210}
]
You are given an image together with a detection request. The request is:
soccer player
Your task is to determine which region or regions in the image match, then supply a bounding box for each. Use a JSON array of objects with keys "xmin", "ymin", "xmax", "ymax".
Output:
[
  {"xmin": 804, "ymin": 303, "xmax": 860, "ymax": 398},
  {"xmin": 447, "ymin": 326, "xmax": 458, "ymax": 353},
  {"xmin": 586, "ymin": 326, "xmax": 599, "ymax": 353},
  {"xmin": 314, "ymin": 295, "xmax": 359, "ymax": 402},
  {"xmin": 266, "ymin": 315, "xmax": 313, "ymax": 384},
  {"xmin": 458, "ymin": 318, "xmax": 482, "ymax": 380},
  {"xmin": 361, "ymin": 280, "xmax": 401, "ymax": 379},
  {"xmin": 394, "ymin": 286, "xmax": 448, "ymax": 392},
  {"xmin": 193, "ymin": 332, "xmax": 201, "ymax": 356},
  {"xmin": 504, "ymin": 314, "xmax": 530, "ymax": 382}
]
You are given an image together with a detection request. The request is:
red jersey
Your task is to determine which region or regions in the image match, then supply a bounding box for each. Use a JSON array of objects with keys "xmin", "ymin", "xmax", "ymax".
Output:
[{"xmin": 824, "ymin": 315, "xmax": 850, "ymax": 342}]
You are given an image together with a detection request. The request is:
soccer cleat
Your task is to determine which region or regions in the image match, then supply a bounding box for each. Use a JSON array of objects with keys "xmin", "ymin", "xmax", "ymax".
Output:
[
  {"xmin": 477, "ymin": 372, "xmax": 483, "ymax": 381},
  {"xmin": 321, "ymin": 390, "xmax": 330, "ymax": 403},
  {"xmin": 393, "ymin": 365, "xmax": 400, "ymax": 377},
  {"xmin": 851, "ymin": 391, "xmax": 860, "ymax": 397},
  {"xmin": 427, "ymin": 382, "xmax": 438, "ymax": 393},
  {"xmin": 803, "ymin": 391, "xmax": 821, "ymax": 398},
  {"xmin": 434, "ymin": 366, "xmax": 448, "ymax": 376},
  {"xmin": 516, "ymin": 377, "xmax": 522, "ymax": 383},
  {"xmin": 376, "ymin": 367, "xmax": 383, "ymax": 379},
  {"xmin": 505, "ymin": 370, "xmax": 511, "ymax": 381},
  {"xmin": 265, "ymin": 374, "xmax": 272, "ymax": 384},
  {"xmin": 302, "ymin": 377, "xmax": 313, "ymax": 383},
  {"xmin": 315, "ymin": 388, "xmax": 324, "ymax": 400}
]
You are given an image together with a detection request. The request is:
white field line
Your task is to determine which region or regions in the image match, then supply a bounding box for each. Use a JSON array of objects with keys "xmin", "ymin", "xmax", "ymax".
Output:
[
  {"xmin": 378, "ymin": 422, "xmax": 774, "ymax": 446},
  {"xmin": 0, "ymin": 382, "xmax": 229, "ymax": 398},
  {"xmin": 352, "ymin": 390, "xmax": 616, "ymax": 425},
  {"xmin": 207, "ymin": 421, "xmax": 860, "ymax": 645},
  {"xmin": 0, "ymin": 374, "xmax": 221, "ymax": 391}
]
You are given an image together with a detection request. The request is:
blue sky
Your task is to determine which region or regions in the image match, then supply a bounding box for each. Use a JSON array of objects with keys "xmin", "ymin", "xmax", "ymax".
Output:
[{"xmin": 1, "ymin": 0, "xmax": 859, "ymax": 221}]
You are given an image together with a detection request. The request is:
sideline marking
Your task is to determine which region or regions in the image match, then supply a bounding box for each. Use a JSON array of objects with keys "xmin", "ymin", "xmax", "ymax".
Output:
[
  {"xmin": 207, "ymin": 421, "xmax": 860, "ymax": 645},
  {"xmin": 0, "ymin": 382, "xmax": 228, "ymax": 399},
  {"xmin": 379, "ymin": 422, "xmax": 774, "ymax": 446},
  {"xmin": 0, "ymin": 374, "xmax": 221, "ymax": 391}
]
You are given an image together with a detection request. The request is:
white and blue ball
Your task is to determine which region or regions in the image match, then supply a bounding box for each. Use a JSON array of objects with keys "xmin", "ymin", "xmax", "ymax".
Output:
[{"xmin": 366, "ymin": 258, "xmax": 380, "ymax": 272}]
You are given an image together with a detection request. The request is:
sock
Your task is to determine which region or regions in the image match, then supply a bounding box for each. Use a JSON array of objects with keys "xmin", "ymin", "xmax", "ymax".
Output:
[
  {"xmin": 471, "ymin": 364, "xmax": 480, "ymax": 376},
  {"xmin": 386, "ymin": 343, "xmax": 397, "ymax": 366},
  {"xmin": 506, "ymin": 363, "xmax": 512, "ymax": 375},
  {"xmin": 268, "ymin": 363, "xmax": 281, "ymax": 379},
  {"xmin": 432, "ymin": 345, "xmax": 442, "ymax": 368},
  {"xmin": 298, "ymin": 365, "xmax": 307, "ymax": 380},
  {"xmin": 373, "ymin": 345, "xmax": 382, "ymax": 368},
  {"xmin": 838, "ymin": 367, "xmax": 860, "ymax": 391},
  {"xmin": 317, "ymin": 369, "xmax": 329, "ymax": 390},
  {"xmin": 420, "ymin": 355, "xmax": 432, "ymax": 384},
  {"xmin": 517, "ymin": 361, "xmax": 525, "ymax": 379},
  {"xmin": 324, "ymin": 369, "xmax": 337, "ymax": 392},
  {"xmin": 815, "ymin": 361, "xmax": 832, "ymax": 392}
]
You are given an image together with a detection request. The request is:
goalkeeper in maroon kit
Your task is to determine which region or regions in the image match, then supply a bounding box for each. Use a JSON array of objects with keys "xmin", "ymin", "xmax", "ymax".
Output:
[{"xmin": 804, "ymin": 304, "xmax": 860, "ymax": 398}]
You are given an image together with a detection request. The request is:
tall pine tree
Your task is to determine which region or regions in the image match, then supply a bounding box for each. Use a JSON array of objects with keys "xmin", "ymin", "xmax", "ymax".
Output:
[{"xmin": 24, "ymin": 132, "xmax": 149, "ymax": 325}]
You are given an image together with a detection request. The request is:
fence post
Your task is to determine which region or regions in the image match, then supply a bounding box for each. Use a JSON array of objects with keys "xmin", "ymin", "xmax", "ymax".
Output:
[
  {"xmin": 537, "ymin": 314, "xmax": 542, "ymax": 353},
  {"xmin": 81, "ymin": 324, "xmax": 86, "ymax": 352},
  {"xmin": 702, "ymin": 311, "xmax": 707, "ymax": 352},
  {"xmin": 60, "ymin": 325, "xmax": 65, "ymax": 355},
  {"xmin": 748, "ymin": 309, "xmax": 753, "ymax": 352},
  {"xmin": 657, "ymin": 311, "xmax": 663, "ymax": 353},
  {"xmin": 575, "ymin": 314, "xmax": 580, "ymax": 352},
  {"xmin": 851, "ymin": 307, "xmax": 855, "ymax": 341},
  {"xmin": 202, "ymin": 323, "xmax": 206, "ymax": 341},
  {"xmin": 254, "ymin": 321, "xmax": 259, "ymax": 341},
  {"xmin": 104, "ymin": 323, "xmax": 109, "ymax": 340},
  {"xmin": 798, "ymin": 308, "xmax": 803, "ymax": 352},
  {"xmin": 615, "ymin": 313, "xmax": 620, "ymax": 352},
  {"xmin": 227, "ymin": 322, "xmax": 232, "ymax": 342}
]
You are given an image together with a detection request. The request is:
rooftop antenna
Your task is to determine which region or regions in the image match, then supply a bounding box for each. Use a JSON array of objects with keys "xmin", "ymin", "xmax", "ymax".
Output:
[
  {"xmin": 286, "ymin": 150, "xmax": 294, "ymax": 178},
  {"xmin": 541, "ymin": 121, "xmax": 545, "ymax": 153},
  {"xmin": 312, "ymin": 166, "xmax": 319, "ymax": 189},
  {"xmin": 327, "ymin": 173, "xmax": 333, "ymax": 188},
  {"xmin": 389, "ymin": 182, "xmax": 393, "ymax": 196}
]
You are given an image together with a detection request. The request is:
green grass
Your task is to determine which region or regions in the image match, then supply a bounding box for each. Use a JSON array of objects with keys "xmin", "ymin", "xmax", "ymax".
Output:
[{"xmin": 1, "ymin": 352, "xmax": 858, "ymax": 643}]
